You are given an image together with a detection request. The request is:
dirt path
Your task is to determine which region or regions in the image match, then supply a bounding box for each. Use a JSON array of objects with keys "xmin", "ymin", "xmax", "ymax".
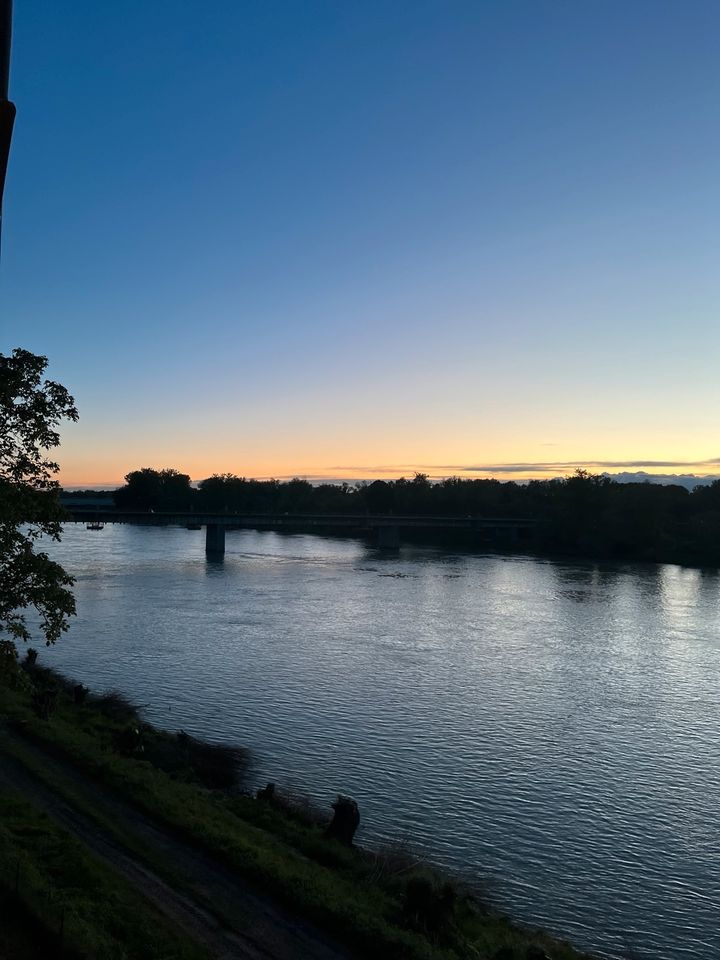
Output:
[{"xmin": 0, "ymin": 728, "xmax": 352, "ymax": 960}]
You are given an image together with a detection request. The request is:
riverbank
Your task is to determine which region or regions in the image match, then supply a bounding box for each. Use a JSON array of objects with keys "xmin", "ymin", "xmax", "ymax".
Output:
[{"xmin": 0, "ymin": 649, "xmax": 594, "ymax": 960}]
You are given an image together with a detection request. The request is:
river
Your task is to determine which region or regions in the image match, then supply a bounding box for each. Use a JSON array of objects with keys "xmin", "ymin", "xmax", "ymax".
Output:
[{"xmin": 35, "ymin": 523, "xmax": 720, "ymax": 960}]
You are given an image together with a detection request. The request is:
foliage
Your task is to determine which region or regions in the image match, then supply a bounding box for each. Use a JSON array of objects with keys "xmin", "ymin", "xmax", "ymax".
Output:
[
  {"xmin": 114, "ymin": 467, "xmax": 192, "ymax": 511},
  {"xmin": 89, "ymin": 689, "xmax": 142, "ymax": 721},
  {"xmin": 30, "ymin": 685, "xmax": 58, "ymax": 720},
  {"xmin": 0, "ymin": 349, "xmax": 78, "ymax": 645},
  {"xmin": 176, "ymin": 732, "xmax": 253, "ymax": 789},
  {"xmin": 110, "ymin": 465, "xmax": 720, "ymax": 565},
  {"xmin": 401, "ymin": 876, "xmax": 457, "ymax": 938},
  {"xmin": 0, "ymin": 638, "xmax": 28, "ymax": 690},
  {"xmin": 23, "ymin": 647, "xmax": 37, "ymax": 668}
]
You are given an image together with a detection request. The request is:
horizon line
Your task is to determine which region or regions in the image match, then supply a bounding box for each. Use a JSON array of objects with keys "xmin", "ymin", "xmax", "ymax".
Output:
[{"xmin": 60, "ymin": 467, "xmax": 720, "ymax": 491}]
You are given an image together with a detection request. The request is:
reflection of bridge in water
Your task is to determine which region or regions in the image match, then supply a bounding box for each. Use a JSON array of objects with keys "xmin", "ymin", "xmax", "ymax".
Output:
[{"xmin": 66, "ymin": 509, "xmax": 541, "ymax": 556}]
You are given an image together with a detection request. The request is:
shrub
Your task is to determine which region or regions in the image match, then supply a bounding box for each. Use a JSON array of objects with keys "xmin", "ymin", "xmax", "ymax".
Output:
[
  {"xmin": 326, "ymin": 795, "xmax": 360, "ymax": 845},
  {"xmin": 362, "ymin": 840, "xmax": 423, "ymax": 885},
  {"xmin": 401, "ymin": 875, "xmax": 457, "ymax": 938},
  {"xmin": 0, "ymin": 640, "xmax": 28, "ymax": 691},
  {"xmin": 90, "ymin": 690, "xmax": 141, "ymax": 721},
  {"xmin": 184, "ymin": 735, "xmax": 252, "ymax": 790},
  {"xmin": 260, "ymin": 783, "xmax": 329, "ymax": 827},
  {"xmin": 30, "ymin": 686, "xmax": 59, "ymax": 720},
  {"xmin": 112, "ymin": 725, "xmax": 146, "ymax": 757},
  {"xmin": 27, "ymin": 663, "xmax": 79, "ymax": 698},
  {"xmin": 23, "ymin": 647, "xmax": 38, "ymax": 668}
]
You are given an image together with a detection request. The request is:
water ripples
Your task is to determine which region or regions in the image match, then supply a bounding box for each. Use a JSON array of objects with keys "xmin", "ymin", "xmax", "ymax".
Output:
[{"xmin": 37, "ymin": 525, "xmax": 720, "ymax": 960}]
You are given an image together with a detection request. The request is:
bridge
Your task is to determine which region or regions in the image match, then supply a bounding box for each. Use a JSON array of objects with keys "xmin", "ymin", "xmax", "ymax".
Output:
[{"xmin": 65, "ymin": 509, "xmax": 542, "ymax": 556}]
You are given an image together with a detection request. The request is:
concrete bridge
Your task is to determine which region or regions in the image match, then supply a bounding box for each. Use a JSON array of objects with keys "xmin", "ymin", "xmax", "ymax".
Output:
[{"xmin": 65, "ymin": 509, "xmax": 542, "ymax": 556}]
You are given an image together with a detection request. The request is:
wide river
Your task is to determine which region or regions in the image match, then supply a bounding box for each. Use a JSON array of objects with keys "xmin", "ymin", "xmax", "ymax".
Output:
[{"xmin": 37, "ymin": 524, "xmax": 719, "ymax": 960}]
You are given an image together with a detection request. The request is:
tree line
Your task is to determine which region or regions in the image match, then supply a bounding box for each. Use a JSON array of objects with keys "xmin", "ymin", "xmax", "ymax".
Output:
[{"xmin": 109, "ymin": 467, "xmax": 720, "ymax": 565}]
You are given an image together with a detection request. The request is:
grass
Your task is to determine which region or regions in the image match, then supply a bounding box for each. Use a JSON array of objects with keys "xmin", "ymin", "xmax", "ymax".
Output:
[
  {"xmin": 0, "ymin": 790, "xmax": 209, "ymax": 960},
  {"xmin": 25, "ymin": 663, "xmax": 253, "ymax": 789},
  {"xmin": 0, "ymin": 660, "xmax": 595, "ymax": 960}
]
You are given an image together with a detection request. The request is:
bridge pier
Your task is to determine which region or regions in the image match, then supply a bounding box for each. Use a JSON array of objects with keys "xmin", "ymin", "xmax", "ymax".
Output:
[
  {"xmin": 205, "ymin": 523, "xmax": 225, "ymax": 557},
  {"xmin": 376, "ymin": 525, "xmax": 400, "ymax": 550}
]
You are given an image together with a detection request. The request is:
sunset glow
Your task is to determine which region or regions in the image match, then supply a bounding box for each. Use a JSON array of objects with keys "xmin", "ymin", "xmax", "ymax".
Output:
[{"xmin": 2, "ymin": 2, "xmax": 717, "ymax": 489}]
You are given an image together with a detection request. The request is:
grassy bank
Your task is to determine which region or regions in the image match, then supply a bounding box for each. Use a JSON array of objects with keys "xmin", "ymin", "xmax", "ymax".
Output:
[
  {"xmin": 0, "ymin": 650, "xmax": 594, "ymax": 960},
  {"xmin": 0, "ymin": 789, "xmax": 208, "ymax": 960}
]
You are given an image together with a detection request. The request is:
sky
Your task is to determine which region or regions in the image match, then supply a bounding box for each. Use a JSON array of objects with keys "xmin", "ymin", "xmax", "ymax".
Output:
[{"xmin": 1, "ymin": 1, "xmax": 719, "ymax": 487}]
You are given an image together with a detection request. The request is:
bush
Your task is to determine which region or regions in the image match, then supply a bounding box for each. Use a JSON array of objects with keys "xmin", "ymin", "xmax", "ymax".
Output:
[
  {"xmin": 89, "ymin": 690, "xmax": 141, "ymax": 721},
  {"xmin": 112, "ymin": 725, "xmax": 146, "ymax": 757},
  {"xmin": 401, "ymin": 876, "xmax": 457, "ymax": 938},
  {"xmin": 182, "ymin": 733, "xmax": 252, "ymax": 790},
  {"xmin": 257, "ymin": 782, "xmax": 329, "ymax": 827},
  {"xmin": 0, "ymin": 640, "xmax": 28, "ymax": 691},
  {"xmin": 361, "ymin": 840, "xmax": 424, "ymax": 885},
  {"xmin": 23, "ymin": 647, "xmax": 38, "ymax": 668},
  {"xmin": 30, "ymin": 687, "xmax": 59, "ymax": 720},
  {"xmin": 25, "ymin": 663, "xmax": 77, "ymax": 698}
]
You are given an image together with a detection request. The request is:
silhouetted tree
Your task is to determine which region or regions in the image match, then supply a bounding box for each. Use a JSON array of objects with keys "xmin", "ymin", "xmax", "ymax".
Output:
[
  {"xmin": 0, "ymin": 349, "xmax": 78, "ymax": 644},
  {"xmin": 115, "ymin": 467, "xmax": 193, "ymax": 511},
  {"xmin": 279, "ymin": 478, "xmax": 314, "ymax": 512},
  {"xmin": 365, "ymin": 479, "xmax": 394, "ymax": 513},
  {"xmin": 114, "ymin": 461, "xmax": 720, "ymax": 564}
]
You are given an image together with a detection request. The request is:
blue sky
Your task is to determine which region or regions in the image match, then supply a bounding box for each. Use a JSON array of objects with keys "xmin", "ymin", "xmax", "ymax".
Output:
[{"xmin": 2, "ymin": 1, "xmax": 718, "ymax": 484}]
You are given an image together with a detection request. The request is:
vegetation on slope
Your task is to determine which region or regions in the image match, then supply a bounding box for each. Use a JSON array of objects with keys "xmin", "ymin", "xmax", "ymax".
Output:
[
  {"xmin": 0, "ymin": 649, "xmax": 594, "ymax": 960},
  {"xmin": 0, "ymin": 789, "xmax": 208, "ymax": 960}
]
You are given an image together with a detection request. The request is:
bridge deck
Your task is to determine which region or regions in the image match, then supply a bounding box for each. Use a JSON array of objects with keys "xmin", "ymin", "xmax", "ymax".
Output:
[{"xmin": 66, "ymin": 509, "xmax": 541, "ymax": 531}]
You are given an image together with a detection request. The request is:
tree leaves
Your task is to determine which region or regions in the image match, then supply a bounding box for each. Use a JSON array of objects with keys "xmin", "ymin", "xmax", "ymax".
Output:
[{"xmin": 0, "ymin": 349, "xmax": 78, "ymax": 644}]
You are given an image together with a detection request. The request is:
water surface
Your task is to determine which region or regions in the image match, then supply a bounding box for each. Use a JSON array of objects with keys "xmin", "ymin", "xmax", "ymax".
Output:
[{"xmin": 37, "ymin": 525, "xmax": 720, "ymax": 960}]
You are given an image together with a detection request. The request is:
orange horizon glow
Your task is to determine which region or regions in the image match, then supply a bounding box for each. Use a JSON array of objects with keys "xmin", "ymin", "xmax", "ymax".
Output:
[{"xmin": 57, "ymin": 456, "xmax": 720, "ymax": 489}]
